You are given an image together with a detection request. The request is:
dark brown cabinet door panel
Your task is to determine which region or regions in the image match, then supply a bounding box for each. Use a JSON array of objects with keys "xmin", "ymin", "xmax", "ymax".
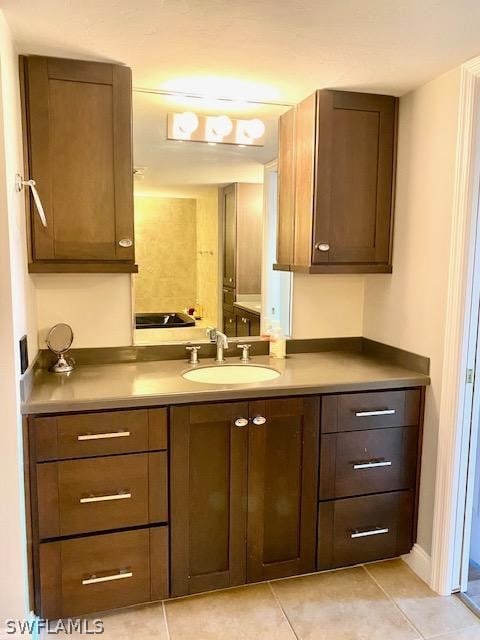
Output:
[
  {"xmin": 247, "ymin": 397, "xmax": 319, "ymax": 582},
  {"xmin": 320, "ymin": 426, "xmax": 418, "ymax": 499},
  {"xmin": 318, "ymin": 491, "xmax": 414, "ymax": 570},
  {"xmin": 223, "ymin": 306, "xmax": 236, "ymax": 337},
  {"xmin": 223, "ymin": 184, "xmax": 236, "ymax": 287},
  {"xmin": 170, "ymin": 402, "xmax": 248, "ymax": 596},
  {"xmin": 275, "ymin": 89, "xmax": 397, "ymax": 273},
  {"xmin": 22, "ymin": 55, "xmax": 134, "ymax": 269},
  {"xmin": 314, "ymin": 91, "xmax": 396, "ymax": 266}
]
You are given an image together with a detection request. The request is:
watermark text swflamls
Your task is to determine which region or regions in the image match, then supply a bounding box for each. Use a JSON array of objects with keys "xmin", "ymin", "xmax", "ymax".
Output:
[{"xmin": 5, "ymin": 619, "xmax": 104, "ymax": 635}]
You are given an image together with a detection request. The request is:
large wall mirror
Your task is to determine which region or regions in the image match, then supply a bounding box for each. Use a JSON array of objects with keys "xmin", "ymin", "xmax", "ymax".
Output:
[{"xmin": 132, "ymin": 90, "xmax": 292, "ymax": 345}]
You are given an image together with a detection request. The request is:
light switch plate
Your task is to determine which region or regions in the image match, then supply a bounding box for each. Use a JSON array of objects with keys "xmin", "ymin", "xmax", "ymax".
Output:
[{"xmin": 19, "ymin": 335, "xmax": 28, "ymax": 374}]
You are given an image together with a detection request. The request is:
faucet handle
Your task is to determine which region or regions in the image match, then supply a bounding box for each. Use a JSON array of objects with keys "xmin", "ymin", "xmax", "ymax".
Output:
[
  {"xmin": 186, "ymin": 345, "xmax": 201, "ymax": 364},
  {"xmin": 237, "ymin": 344, "xmax": 251, "ymax": 362},
  {"xmin": 206, "ymin": 327, "xmax": 217, "ymax": 342}
]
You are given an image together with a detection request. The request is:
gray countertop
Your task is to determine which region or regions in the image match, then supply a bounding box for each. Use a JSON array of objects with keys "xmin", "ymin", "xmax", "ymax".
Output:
[
  {"xmin": 233, "ymin": 301, "xmax": 261, "ymax": 315},
  {"xmin": 23, "ymin": 351, "xmax": 430, "ymax": 415}
]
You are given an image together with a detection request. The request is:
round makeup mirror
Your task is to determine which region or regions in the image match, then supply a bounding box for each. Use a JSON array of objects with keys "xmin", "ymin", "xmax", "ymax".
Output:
[{"xmin": 46, "ymin": 323, "xmax": 75, "ymax": 373}]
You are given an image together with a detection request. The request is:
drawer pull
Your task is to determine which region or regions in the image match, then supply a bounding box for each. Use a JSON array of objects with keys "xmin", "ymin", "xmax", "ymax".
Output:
[
  {"xmin": 354, "ymin": 409, "xmax": 396, "ymax": 417},
  {"xmin": 351, "ymin": 526, "xmax": 389, "ymax": 539},
  {"xmin": 77, "ymin": 431, "xmax": 131, "ymax": 441},
  {"xmin": 252, "ymin": 416, "xmax": 267, "ymax": 426},
  {"xmin": 80, "ymin": 491, "xmax": 132, "ymax": 504},
  {"xmin": 82, "ymin": 569, "xmax": 133, "ymax": 586},
  {"xmin": 353, "ymin": 460, "xmax": 392, "ymax": 470}
]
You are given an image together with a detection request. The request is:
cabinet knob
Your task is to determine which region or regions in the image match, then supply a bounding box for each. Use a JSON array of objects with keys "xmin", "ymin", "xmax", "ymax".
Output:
[
  {"xmin": 234, "ymin": 417, "xmax": 249, "ymax": 427},
  {"xmin": 119, "ymin": 238, "xmax": 133, "ymax": 248},
  {"xmin": 252, "ymin": 416, "xmax": 267, "ymax": 426},
  {"xmin": 315, "ymin": 242, "xmax": 330, "ymax": 252}
]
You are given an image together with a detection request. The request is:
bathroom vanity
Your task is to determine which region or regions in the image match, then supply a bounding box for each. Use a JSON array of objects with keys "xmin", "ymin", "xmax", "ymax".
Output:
[{"xmin": 23, "ymin": 348, "xmax": 428, "ymax": 619}]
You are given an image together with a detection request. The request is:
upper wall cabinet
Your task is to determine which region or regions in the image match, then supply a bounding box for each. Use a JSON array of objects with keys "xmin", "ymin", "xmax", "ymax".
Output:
[
  {"xmin": 276, "ymin": 90, "xmax": 398, "ymax": 274},
  {"xmin": 20, "ymin": 56, "xmax": 137, "ymax": 273}
]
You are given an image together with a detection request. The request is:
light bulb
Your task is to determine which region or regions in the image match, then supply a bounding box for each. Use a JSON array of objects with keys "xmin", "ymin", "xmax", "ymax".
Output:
[
  {"xmin": 211, "ymin": 115, "xmax": 233, "ymax": 137},
  {"xmin": 245, "ymin": 118, "xmax": 265, "ymax": 140},
  {"xmin": 177, "ymin": 111, "xmax": 199, "ymax": 135}
]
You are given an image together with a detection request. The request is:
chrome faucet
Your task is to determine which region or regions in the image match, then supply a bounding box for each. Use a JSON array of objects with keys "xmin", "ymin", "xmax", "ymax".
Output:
[{"xmin": 207, "ymin": 327, "xmax": 229, "ymax": 363}]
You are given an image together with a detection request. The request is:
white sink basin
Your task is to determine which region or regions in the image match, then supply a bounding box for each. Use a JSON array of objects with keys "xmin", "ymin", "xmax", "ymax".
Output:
[{"xmin": 183, "ymin": 364, "xmax": 281, "ymax": 385}]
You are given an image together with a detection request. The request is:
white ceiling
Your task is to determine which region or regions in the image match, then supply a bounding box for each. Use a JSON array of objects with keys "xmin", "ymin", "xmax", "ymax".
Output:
[{"xmin": 3, "ymin": 0, "xmax": 480, "ymax": 102}]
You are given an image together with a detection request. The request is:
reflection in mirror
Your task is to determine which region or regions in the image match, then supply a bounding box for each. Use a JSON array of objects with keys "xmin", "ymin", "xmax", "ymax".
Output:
[{"xmin": 132, "ymin": 90, "xmax": 292, "ymax": 345}]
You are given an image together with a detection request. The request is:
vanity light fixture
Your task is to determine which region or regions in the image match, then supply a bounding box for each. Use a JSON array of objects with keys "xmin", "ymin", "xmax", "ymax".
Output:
[{"xmin": 167, "ymin": 112, "xmax": 266, "ymax": 146}]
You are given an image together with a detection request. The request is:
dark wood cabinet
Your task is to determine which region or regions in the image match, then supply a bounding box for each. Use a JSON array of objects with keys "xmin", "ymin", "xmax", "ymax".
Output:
[
  {"xmin": 170, "ymin": 396, "xmax": 319, "ymax": 596},
  {"xmin": 223, "ymin": 307, "xmax": 236, "ymax": 337},
  {"xmin": 221, "ymin": 183, "xmax": 263, "ymax": 334},
  {"xmin": 276, "ymin": 90, "xmax": 398, "ymax": 274},
  {"xmin": 234, "ymin": 306, "xmax": 261, "ymax": 337},
  {"xmin": 20, "ymin": 55, "xmax": 137, "ymax": 273},
  {"xmin": 170, "ymin": 402, "xmax": 248, "ymax": 596},
  {"xmin": 247, "ymin": 397, "xmax": 319, "ymax": 582},
  {"xmin": 28, "ymin": 407, "xmax": 168, "ymax": 618},
  {"xmin": 317, "ymin": 388, "xmax": 424, "ymax": 571},
  {"xmin": 26, "ymin": 386, "xmax": 425, "ymax": 617}
]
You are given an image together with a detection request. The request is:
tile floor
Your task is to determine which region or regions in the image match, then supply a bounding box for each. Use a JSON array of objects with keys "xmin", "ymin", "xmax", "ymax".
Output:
[{"xmin": 47, "ymin": 559, "xmax": 480, "ymax": 640}]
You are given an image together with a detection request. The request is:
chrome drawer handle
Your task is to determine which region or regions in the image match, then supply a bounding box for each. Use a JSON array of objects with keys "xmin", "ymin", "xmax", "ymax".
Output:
[
  {"xmin": 82, "ymin": 569, "xmax": 133, "ymax": 586},
  {"xmin": 80, "ymin": 491, "xmax": 131, "ymax": 504},
  {"xmin": 351, "ymin": 527, "xmax": 389, "ymax": 539},
  {"xmin": 353, "ymin": 460, "xmax": 392, "ymax": 470},
  {"xmin": 234, "ymin": 417, "xmax": 249, "ymax": 427},
  {"xmin": 315, "ymin": 242, "xmax": 330, "ymax": 251},
  {"xmin": 77, "ymin": 431, "xmax": 131, "ymax": 441},
  {"xmin": 252, "ymin": 416, "xmax": 267, "ymax": 426},
  {"xmin": 354, "ymin": 409, "xmax": 396, "ymax": 417}
]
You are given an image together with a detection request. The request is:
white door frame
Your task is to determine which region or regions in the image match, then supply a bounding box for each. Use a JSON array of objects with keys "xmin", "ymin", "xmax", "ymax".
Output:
[{"xmin": 430, "ymin": 57, "xmax": 480, "ymax": 595}]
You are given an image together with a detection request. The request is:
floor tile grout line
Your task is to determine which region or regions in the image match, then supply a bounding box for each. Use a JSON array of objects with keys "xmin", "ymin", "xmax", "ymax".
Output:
[
  {"xmin": 425, "ymin": 622, "xmax": 480, "ymax": 639},
  {"xmin": 267, "ymin": 581, "xmax": 301, "ymax": 640},
  {"xmin": 162, "ymin": 600, "xmax": 171, "ymax": 640},
  {"xmin": 361, "ymin": 564, "xmax": 425, "ymax": 639}
]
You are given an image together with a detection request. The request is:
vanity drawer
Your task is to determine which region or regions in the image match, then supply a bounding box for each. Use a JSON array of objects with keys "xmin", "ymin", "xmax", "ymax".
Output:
[
  {"xmin": 32, "ymin": 408, "xmax": 167, "ymax": 461},
  {"xmin": 319, "ymin": 426, "xmax": 418, "ymax": 499},
  {"xmin": 37, "ymin": 452, "xmax": 168, "ymax": 538},
  {"xmin": 321, "ymin": 389, "xmax": 421, "ymax": 433},
  {"xmin": 317, "ymin": 491, "xmax": 414, "ymax": 570},
  {"xmin": 38, "ymin": 526, "xmax": 169, "ymax": 619}
]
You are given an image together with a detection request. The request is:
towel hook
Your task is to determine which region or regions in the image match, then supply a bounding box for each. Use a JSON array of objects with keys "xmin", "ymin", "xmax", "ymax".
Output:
[{"xmin": 15, "ymin": 173, "xmax": 47, "ymax": 228}]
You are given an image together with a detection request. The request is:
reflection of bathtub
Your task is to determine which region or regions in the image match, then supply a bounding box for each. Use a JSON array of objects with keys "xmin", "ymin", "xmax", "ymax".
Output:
[{"xmin": 135, "ymin": 312, "xmax": 195, "ymax": 329}]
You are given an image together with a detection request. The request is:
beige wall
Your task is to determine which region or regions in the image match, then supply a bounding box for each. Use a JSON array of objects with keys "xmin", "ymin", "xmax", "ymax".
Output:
[
  {"xmin": 34, "ymin": 274, "xmax": 133, "ymax": 348},
  {"xmin": 0, "ymin": 10, "xmax": 36, "ymax": 623},
  {"xmin": 134, "ymin": 195, "xmax": 197, "ymax": 314},
  {"xmin": 196, "ymin": 189, "xmax": 219, "ymax": 324},
  {"xmin": 363, "ymin": 67, "xmax": 462, "ymax": 555},
  {"xmin": 291, "ymin": 275, "xmax": 365, "ymax": 338}
]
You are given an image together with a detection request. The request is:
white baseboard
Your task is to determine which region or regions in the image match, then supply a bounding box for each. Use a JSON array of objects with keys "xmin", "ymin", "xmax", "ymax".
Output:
[{"xmin": 402, "ymin": 543, "xmax": 432, "ymax": 587}]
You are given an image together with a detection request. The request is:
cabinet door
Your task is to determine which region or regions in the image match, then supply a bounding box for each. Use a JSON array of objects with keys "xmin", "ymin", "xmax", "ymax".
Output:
[
  {"xmin": 277, "ymin": 108, "xmax": 295, "ymax": 268},
  {"xmin": 247, "ymin": 397, "xmax": 319, "ymax": 582},
  {"xmin": 222, "ymin": 184, "xmax": 236, "ymax": 287},
  {"xmin": 223, "ymin": 307, "xmax": 236, "ymax": 337},
  {"xmin": 22, "ymin": 56, "xmax": 134, "ymax": 266},
  {"xmin": 170, "ymin": 402, "xmax": 248, "ymax": 596},
  {"xmin": 236, "ymin": 313, "xmax": 250, "ymax": 337},
  {"xmin": 313, "ymin": 90, "xmax": 396, "ymax": 266},
  {"xmin": 249, "ymin": 314, "xmax": 260, "ymax": 336}
]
